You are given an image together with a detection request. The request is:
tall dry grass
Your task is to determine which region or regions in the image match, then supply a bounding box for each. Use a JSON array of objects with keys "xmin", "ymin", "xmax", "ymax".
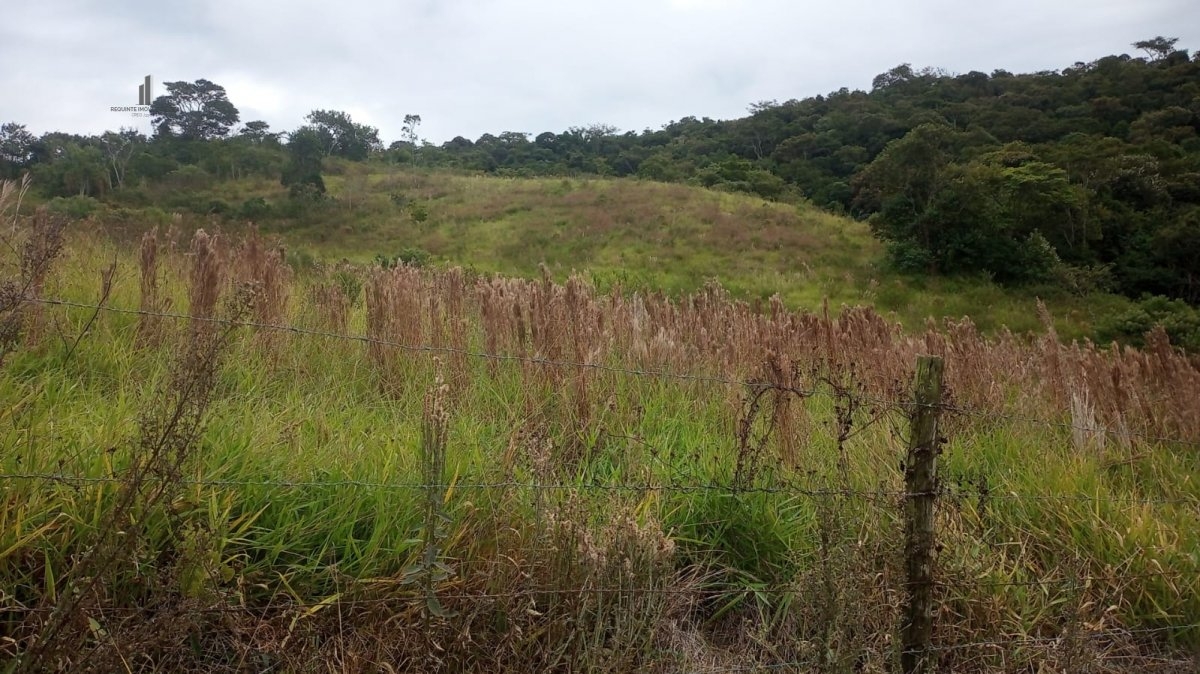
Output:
[
  {"xmin": 365, "ymin": 265, "xmax": 1200, "ymax": 450},
  {"xmin": 3, "ymin": 226, "xmax": 1198, "ymax": 672},
  {"xmin": 0, "ymin": 186, "xmax": 66, "ymax": 364}
]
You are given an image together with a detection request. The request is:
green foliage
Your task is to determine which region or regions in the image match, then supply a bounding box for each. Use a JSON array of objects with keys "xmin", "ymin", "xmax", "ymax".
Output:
[
  {"xmin": 45, "ymin": 195, "xmax": 102, "ymax": 219},
  {"xmin": 11, "ymin": 38, "xmax": 1200, "ymax": 307},
  {"xmin": 1096, "ymin": 295, "xmax": 1200, "ymax": 350},
  {"xmin": 149, "ymin": 79, "xmax": 240, "ymax": 140},
  {"xmin": 164, "ymin": 165, "xmax": 213, "ymax": 190},
  {"xmin": 204, "ymin": 198, "xmax": 232, "ymax": 216},
  {"xmin": 668, "ymin": 491, "xmax": 801, "ymax": 586},
  {"xmin": 862, "ymin": 132, "xmax": 1093, "ymax": 284},
  {"xmin": 1052, "ymin": 263, "xmax": 1116, "ymax": 296},
  {"xmin": 287, "ymin": 182, "xmax": 326, "ymax": 202},
  {"xmin": 127, "ymin": 151, "xmax": 179, "ymax": 183},
  {"xmin": 333, "ymin": 268, "xmax": 363, "ymax": 304},
  {"xmin": 239, "ymin": 197, "xmax": 273, "ymax": 221},
  {"xmin": 884, "ymin": 240, "xmax": 935, "ymax": 274},
  {"xmin": 0, "ymin": 122, "xmax": 36, "ymax": 178},
  {"xmin": 1132, "ymin": 36, "xmax": 1180, "ymax": 61},
  {"xmin": 408, "ymin": 201, "xmax": 430, "ymax": 223},
  {"xmin": 637, "ymin": 152, "xmax": 686, "ymax": 182},
  {"xmin": 31, "ymin": 141, "xmax": 109, "ymax": 197},
  {"xmin": 695, "ymin": 158, "xmax": 787, "ymax": 199},
  {"xmin": 282, "ymin": 127, "xmax": 326, "ymax": 196},
  {"xmin": 376, "ymin": 247, "xmax": 432, "ymax": 269},
  {"xmin": 286, "ymin": 248, "xmax": 318, "ymax": 271},
  {"xmin": 305, "ymin": 110, "xmax": 382, "ymax": 161},
  {"xmin": 237, "ymin": 120, "xmax": 280, "ymax": 145}
]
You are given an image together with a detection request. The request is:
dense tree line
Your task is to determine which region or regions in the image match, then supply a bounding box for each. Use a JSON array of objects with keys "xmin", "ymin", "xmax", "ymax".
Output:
[
  {"xmin": 408, "ymin": 40, "xmax": 1200, "ymax": 303},
  {"xmin": 2, "ymin": 38, "xmax": 1198, "ymax": 306}
]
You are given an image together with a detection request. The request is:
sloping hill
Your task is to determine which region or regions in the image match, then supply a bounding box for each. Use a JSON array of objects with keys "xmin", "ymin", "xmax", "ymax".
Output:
[
  {"xmin": 316, "ymin": 170, "xmax": 874, "ymax": 301},
  {"xmin": 85, "ymin": 164, "xmax": 1136, "ymax": 339},
  {"xmin": 288, "ymin": 167, "xmax": 1127, "ymax": 339}
]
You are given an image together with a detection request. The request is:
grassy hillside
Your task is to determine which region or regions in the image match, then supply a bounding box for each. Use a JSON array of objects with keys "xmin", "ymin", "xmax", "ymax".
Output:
[
  {"xmin": 88, "ymin": 163, "xmax": 1139, "ymax": 342},
  {"xmin": 0, "ymin": 217, "xmax": 1196, "ymax": 671}
]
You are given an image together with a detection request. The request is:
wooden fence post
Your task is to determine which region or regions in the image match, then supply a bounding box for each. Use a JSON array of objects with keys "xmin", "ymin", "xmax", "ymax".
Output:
[{"xmin": 902, "ymin": 355, "xmax": 945, "ymax": 674}]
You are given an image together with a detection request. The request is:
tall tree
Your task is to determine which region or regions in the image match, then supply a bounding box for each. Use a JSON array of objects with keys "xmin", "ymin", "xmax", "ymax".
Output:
[
  {"xmin": 401, "ymin": 114, "xmax": 422, "ymax": 167},
  {"xmin": 281, "ymin": 126, "xmax": 326, "ymax": 196},
  {"xmin": 1133, "ymin": 36, "xmax": 1179, "ymax": 61},
  {"xmin": 305, "ymin": 110, "xmax": 381, "ymax": 161},
  {"xmin": 99, "ymin": 128, "xmax": 145, "ymax": 189},
  {"xmin": 149, "ymin": 79, "xmax": 240, "ymax": 140},
  {"xmin": 237, "ymin": 120, "xmax": 280, "ymax": 145},
  {"xmin": 32, "ymin": 141, "xmax": 108, "ymax": 197},
  {"xmin": 0, "ymin": 123, "xmax": 36, "ymax": 178}
]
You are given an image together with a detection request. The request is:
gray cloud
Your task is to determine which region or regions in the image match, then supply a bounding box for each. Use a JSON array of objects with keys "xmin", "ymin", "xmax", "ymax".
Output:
[{"xmin": 2, "ymin": 0, "xmax": 1197, "ymax": 143}]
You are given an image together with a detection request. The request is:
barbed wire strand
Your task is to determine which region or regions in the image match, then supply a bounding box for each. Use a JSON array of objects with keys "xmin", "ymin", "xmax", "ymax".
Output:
[
  {"xmin": 1, "ymin": 471, "xmax": 1196, "ymax": 506},
  {"xmin": 5, "ymin": 598, "xmax": 1195, "ymax": 674}
]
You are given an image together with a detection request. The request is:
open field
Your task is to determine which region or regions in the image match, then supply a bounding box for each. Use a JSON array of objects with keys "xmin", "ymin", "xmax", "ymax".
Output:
[{"xmin": 0, "ymin": 208, "xmax": 1197, "ymax": 671}]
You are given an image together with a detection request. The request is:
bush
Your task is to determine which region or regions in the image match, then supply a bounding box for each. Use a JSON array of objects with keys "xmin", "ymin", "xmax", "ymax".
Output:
[
  {"xmin": 105, "ymin": 185, "xmax": 153, "ymax": 208},
  {"xmin": 286, "ymin": 249, "xmax": 318, "ymax": 272},
  {"xmin": 288, "ymin": 182, "xmax": 327, "ymax": 202},
  {"xmin": 1012, "ymin": 231, "xmax": 1061, "ymax": 284},
  {"xmin": 205, "ymin": 199, "xmax": 232, "ymax": 216},
  {"xmin": 280, "ymin": 184, "xmax": 330, "ymax": 219},
  {"xmin": 128, "ymin": 152, "xmax": 180, "ymax": 182},
  {"xmin": 408, "ymin": 201, "xmax": 430, "ymax": 223},
  {"xmin": 163, "ymin": 165, "xmax": 212, "ymax": 190},
  {"xmin": 1095, "ymin": 295, "xmax": 1200, "ymax": 350},
  {"xmin": 45, "ymin": 195, "xmax": 102, "ymax": 220},
  {"xmin": 1053, "ymin": 262, "xmax": 1116, "ymax": 296},
  {"xmin": 376, "ymin": 247, "xmax": 432, "ymax": 269},
  {"xmin": 885, "ymin": 240, "xmax": 935, "ymax": 274},
  {"xmin": 239, "ymin": 197, "xmax": 273, "ymax": 221},
  {"xmin": 333, "ymin": 268, "xmax": 363, "ymax": 305}
]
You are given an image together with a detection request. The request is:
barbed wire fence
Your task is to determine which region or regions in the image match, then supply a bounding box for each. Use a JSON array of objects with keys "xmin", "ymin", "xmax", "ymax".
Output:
[{"xmin": 2, "ymin": 296, "xmax": 1197, "ymax": 672}]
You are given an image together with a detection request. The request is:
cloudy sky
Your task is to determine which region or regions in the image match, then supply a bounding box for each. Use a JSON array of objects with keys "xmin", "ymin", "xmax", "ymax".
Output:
[{"xmin": 2, "ymin": 0, "xmax": 1197, "ymax": 144}]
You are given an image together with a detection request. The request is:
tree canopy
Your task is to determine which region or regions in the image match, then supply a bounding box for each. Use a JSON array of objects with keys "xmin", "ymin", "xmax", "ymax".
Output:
[
  {"xmin": 305, "ymin": 110, "xmax": 381, "ymax": 161},
  {"xmin": 150, "ymin": 79, "xmax": 240, "ymax": 141}
]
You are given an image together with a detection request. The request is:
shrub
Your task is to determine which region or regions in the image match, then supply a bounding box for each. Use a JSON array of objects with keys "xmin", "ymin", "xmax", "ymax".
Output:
[
  {"xmin": 205, "ymin": 199, "xmax": 232, "ymax": 216},
  {"xmin": 1095, "ymin": 295, "xmax": 1200, "ymax": 350},
  {"xmin": 408, "ymin": 201, "xmax": 430, "ymax": 223},
  {"xmin": 280, "ymin": 184, "xmax": 330, "ymax": 219},
  {"xmin": 333, "ymin": 267, "xmax": 363, "ymax": 304},
  {"xmin": 239, "ymin": 197, "xmax": 273, "ymax": 221},
  {"xmin": 288, "ymin": 182, "xmax": 327, "ymax": 202},
  {"xmin": 1013, "ymin": 231, "xmax": 1061, "ymax": 284},
  {"xmin": 376, "ymin": 247, "xmax": 432, "ymax": 269},
  {"xmin": 885, "ymin": 240, "xmax": 935, "ymax": 274},
  {"xmin": 44, "ymin": 195, "xmax": 101, "ymax": 220},
  {"xmin": 163, "ymin": 165, "xmax": 212, "ymax": 190},
  {"xmin": 1052, "ymin": 262, "xmax": 1116, "ymax": 296},
  {"xmin": 286, "ymin": 249, "xmax": 318, "ymax": 271}
]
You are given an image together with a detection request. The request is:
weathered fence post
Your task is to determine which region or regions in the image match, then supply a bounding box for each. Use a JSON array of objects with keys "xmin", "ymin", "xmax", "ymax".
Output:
[{"xmin": 902, "ymin": 355, "xmax": 944, "ymax": 674}]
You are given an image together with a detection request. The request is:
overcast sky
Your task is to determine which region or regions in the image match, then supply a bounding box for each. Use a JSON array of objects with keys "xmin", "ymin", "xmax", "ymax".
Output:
[{"xmin": 2, "ymin": 0, "xmax": 1197, "ymax": 144}]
